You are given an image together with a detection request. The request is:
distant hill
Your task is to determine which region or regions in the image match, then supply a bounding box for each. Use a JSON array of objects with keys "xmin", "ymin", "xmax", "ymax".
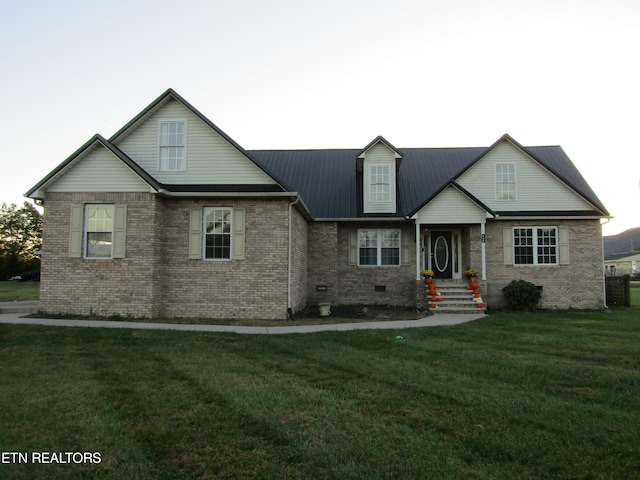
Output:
[{"xmin": 603, "ymin": 227, "xmax": 640, "ymax": 258}]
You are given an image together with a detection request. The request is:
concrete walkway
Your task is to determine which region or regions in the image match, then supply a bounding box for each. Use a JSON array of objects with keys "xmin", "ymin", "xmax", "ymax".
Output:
[{"xmin": 0, "ymin": 304, "xmax": 485, "ymax": 335}]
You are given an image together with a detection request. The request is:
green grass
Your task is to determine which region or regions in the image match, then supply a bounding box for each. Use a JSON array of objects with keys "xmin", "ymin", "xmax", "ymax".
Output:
[
  {"xmin": 1, "ymin": 304, "xmax": 639, "ymax": 478},
  {"xmin": 0, "ymin": 281, "xmax": 39, "ymax": 301}
]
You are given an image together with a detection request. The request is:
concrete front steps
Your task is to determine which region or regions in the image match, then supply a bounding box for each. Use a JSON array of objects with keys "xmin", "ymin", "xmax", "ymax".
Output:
[{"xmin": 428, "ymin": 280, "xmax": 487, "ymax": 314}]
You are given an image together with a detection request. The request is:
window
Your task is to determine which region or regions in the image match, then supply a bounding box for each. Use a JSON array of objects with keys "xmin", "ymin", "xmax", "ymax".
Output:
[
  {"xmin": 85, "ymin": 205, "xmax": 114, "ymax": 258},
  {"xmin": 159, "ymin": 121, "xmax": 186, "ymax": 170},
  {"xmin": 513, "ymin": 227, "xmax": 558, "ymax": 265},
  {"xmin": 495, "ymin": 163, "xmax": 516, "ymax": 201},
  {"xmin": 369, "ymin": 165, "xmax": 390, "ymax": 203},
  {"xmin": 358, "ymin": 229, "xmax": 400, "ymax": 266},
  {"xmin": 204, "ymin": 208, "xmax": 231, "ymax": 260}
]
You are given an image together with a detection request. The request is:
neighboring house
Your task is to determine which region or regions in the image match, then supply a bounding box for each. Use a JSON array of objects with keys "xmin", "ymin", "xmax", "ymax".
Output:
[
  {"xmin": 26, "ymin": 89, "xmax": 610, "ymax": 319},
  {"xmin": 604, "ymin": 252, "xmax": 640, "ymax": 276}
]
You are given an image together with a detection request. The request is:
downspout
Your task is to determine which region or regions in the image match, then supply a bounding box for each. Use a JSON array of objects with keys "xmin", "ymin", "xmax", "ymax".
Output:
[
  {"xmin": 415, "ymin": 223, "xmax": 421, "ymax": 280},
  {"xmin": 481, "ymin": 221, "xmax": 487, "ymax": 281},
  {"xmin": 287, "ymin": 196, "xmax": 300, "ymax": 319},
  {"xmin": 601, "ymin": 217, "xmax": 610, "ymax": 309}
]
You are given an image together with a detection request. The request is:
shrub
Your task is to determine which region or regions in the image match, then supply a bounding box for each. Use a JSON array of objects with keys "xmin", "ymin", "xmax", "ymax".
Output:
[{"xmin": 502, "ymin": 280, "xmax": 542, "ymax": 311}]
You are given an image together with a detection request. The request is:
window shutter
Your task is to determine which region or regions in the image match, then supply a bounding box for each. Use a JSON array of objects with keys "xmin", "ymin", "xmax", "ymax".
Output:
[
  {"xmin": 348, "ymin": 231, "xmax": 357, "ymax": 265},
  {"xmin": 232, "ymin": 208, "xmax": 246, "ymax": 260},
  {"xmin": 69, "ymin": 205, "xmax": 83, "ymax": 258},
  {"xmin": 401, "ymin": 231, "xmax": 410, "ymax": 265},
  {"xmin": 503, "ymin": 227, "xmax": 513, "ymax": 265},
  {"xmin": 113, "ymin": 205, "xmax": 127, "ymax": 258},
  {"xmin": 188, "ymin": 208, "xmax": 202, "ymax": 259},
  {"xmin": 559, "ymin": 226, "xmax": 570, "ymax": 265}
]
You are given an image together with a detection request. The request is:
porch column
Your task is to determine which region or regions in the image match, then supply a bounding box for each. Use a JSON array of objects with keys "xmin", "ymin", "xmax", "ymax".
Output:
[
  {"xmin": 481, "ymin": 221, "xmax": 487, "ymax": 280},
  {"xmin": 415, "ymin": 222, "xmax": 421, "ymax": 280}
]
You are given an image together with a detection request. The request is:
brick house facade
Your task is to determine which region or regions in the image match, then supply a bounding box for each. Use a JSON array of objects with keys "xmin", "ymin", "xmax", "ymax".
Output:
[{"xmin": 28, "ymin": 89, "xmax": 610, "ymax": 320}]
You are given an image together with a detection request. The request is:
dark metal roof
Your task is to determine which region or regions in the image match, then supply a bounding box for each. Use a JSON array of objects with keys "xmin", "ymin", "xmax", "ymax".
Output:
[
  {"xmin": 250, "ymin": 149, "xmax": 360, "ymax": 218},
  {"xmin": 251, "ymin": 143, "xmax": 609, "ymax": 219}
]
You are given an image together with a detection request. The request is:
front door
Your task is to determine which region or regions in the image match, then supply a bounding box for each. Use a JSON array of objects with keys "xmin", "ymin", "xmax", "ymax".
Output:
[{"xmin": 430, "ymin": 231, "xmax": 453, "ymax": 279}]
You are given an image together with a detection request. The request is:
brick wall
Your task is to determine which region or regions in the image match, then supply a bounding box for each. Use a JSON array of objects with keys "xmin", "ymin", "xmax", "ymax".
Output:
[
  {"xmin": 158, "ymin": 198, "xmax": 292, "ymax": 320},
  {"xmin": 479, "ymin": 219, "xmax": 605, "ymax": 309},
  {"xmin": 40, "ymin": 194, "xmax": 297, "ymax": 320},
  {"xmin": 307, "ymin": 222, "xmax": 339, "ymax": 306},
  {"xmin": 335, "ymin": 224, "xmax": 416, "ymax": 307},
  {"xmin": 288, "ymin": 205, "xmax": 308, "ymax": 314},
  {"xmin": 40, "ymin": 192, "xmax": 161, "ymax": 318}
]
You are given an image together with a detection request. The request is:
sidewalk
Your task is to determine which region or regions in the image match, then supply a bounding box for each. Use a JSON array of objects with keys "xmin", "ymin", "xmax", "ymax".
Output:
[{"xmin": 0, "ymin": 308, "xmax": 485, "ymax": 335}]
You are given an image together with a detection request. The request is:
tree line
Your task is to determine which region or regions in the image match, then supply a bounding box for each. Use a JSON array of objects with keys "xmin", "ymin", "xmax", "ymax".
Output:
[{"xmin": 0, "ymin": 202, "xmax": 42, "ymax": 280}]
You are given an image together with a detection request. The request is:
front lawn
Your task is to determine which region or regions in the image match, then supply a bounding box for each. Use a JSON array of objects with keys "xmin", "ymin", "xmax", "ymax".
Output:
[
  {"xmin": 0, "ymin": 281, "xmax": 39, "ymax": 301},
  {"xmin": 1, "ymin": 305, "xmax": 639, "ymax": 479}
]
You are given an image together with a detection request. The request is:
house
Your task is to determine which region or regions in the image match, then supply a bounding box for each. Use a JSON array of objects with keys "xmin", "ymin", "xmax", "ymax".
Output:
[
  {"xmin": 604, "ymin": 251, "xmax": 640, "ymax": 276},
  {"xmin": 26, "ymin": 89, "xmax": 610, "ymax": 320}
]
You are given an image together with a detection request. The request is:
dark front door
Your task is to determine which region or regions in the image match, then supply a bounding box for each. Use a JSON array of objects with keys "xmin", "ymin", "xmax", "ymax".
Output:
[{"xmin": 430, "ymin": 231, "xmax": 453, "ymax": 278}]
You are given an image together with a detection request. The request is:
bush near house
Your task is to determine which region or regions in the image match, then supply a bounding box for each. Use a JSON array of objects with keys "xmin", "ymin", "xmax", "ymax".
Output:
[{"xmin": 502, "ymin": 279, "xmax": 542, "ymax": 311}]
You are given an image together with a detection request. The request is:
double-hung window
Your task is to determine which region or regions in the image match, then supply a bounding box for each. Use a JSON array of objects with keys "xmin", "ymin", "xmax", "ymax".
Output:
[
  {"xmin": 204, "ymin": 207, "xmax": 232, "ymax": 260},
  {"xmin": 513, "ymin": 227, "xmax": 558, "ymax": 265},
  {"xmin": 159, "ymin": 121, "xmax": 186, "ymax": 171},
  {"xmin": 495, "ymin": 163, "xmax": 516, "ymax": 201},
  {"xmin": 369, "ymin": 165, "xmax": 391, "ymax": 203},
  {"xmin": 85, "ymin": 205, "xmax": 114, "ymax": 258},
  {"xmin": 358, "ymin": 229, "xmax": 400, "ymax": 266}
]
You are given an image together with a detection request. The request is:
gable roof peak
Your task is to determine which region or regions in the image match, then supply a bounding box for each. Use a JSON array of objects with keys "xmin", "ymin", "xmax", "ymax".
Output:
[{"xmin": 357, "ymin": 135, "xmax": 403, "ymax": 159}]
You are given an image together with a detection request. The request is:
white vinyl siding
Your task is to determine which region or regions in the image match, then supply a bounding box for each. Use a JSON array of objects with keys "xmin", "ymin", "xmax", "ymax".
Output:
[
  {"xmin": 48, "ymin": 145, "xmax": 151, "ymax": 193},
  {"xmin": 363, "ymin": 144, "xmax": 396, "ymax": 214},
  {"xmin": 456, "ymin": 140, "xmax": 595, "ymax": 212},
  {"xmin": 116, "ymin": 99, "xmax": 276, "ymax": 185},
  {"xmin": 414, "ymin": 186, "xmax": 488, "ymax": 224}
]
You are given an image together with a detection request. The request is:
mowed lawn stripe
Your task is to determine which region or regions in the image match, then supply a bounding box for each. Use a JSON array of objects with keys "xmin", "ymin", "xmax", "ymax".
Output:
[{"xmin": 1, "ymin": 300, "xmax": 639, "ymax": 479}]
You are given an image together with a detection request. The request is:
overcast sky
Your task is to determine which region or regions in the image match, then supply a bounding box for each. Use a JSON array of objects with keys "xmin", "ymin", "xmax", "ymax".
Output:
[{"xmin": 2, "ymin": 0, "xmax": 638, "ymax": 236}]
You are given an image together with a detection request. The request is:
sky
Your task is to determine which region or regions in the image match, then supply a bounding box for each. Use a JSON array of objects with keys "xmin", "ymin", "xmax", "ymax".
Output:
[{"xmin": 1, "ymin": 0, "xmax": 638, "ymax": 236}]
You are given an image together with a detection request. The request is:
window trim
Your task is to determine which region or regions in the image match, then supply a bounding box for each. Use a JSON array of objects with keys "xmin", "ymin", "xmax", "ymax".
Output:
[
  {"xmin": 512, "ymin": 226, "xmax": 559, "ymax": 266},
  {"xmin": 368, "ymin": 164, "xmax": 391, "ymax": 204},
  {"xmin": 203, "ymin": 207, "xmax": 233, "ymax": 261},
  {"xmin": 357, "ymin": 228, "xmax": 401, "ymax": 267},
  {"xmin": 495, "ymin": 162, "xmax": 517, "ymax": 202},
  {"xmin": 84, "ymin": 204, "xmax": 114, "ymax": 259},
  {"xmin": 158, "ymin": 120, "xmax": 187, "ymax": 171}
]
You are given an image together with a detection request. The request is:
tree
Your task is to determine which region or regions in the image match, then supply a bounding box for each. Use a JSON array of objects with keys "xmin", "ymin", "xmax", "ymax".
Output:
[{"xmin": 0, "ymin": 201, "xmax": 43, "ymax": 280}]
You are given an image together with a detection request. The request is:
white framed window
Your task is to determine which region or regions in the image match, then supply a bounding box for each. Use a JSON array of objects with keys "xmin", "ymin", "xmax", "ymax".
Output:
[
  {"xmin": 513, "ymin": 227, "xmax": 558, "ymax": 265},
  {"xmin": 495, "ymin": 163, "xmax": 516, "ymax": 201},
  {"xmin": 204, "ymin": 207, "xmax": 232, "ymax": 260},
  {"xmin": 85, "ymin": 205, "xmax": 114, "ymax": 258},
  {"xmin": 159, "ymin": 121, "xmax": 186, "ymax": 171},
  {"xmin": 369, "ymin": 165, "xmax": 391, "ymax": 203},
  {"xmin": 358, "ymin": 229, "xmax": 400, "ymax": 266}
]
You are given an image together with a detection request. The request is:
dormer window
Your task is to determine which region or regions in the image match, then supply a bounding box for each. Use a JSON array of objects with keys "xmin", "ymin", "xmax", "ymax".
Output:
[
  {"xmin": 369, "ymin": 165, "xmax": 391, "ymax": 203},
  {"xmin": 159, "ymin": 121, "xmax": 186, "ymax": 171}
]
